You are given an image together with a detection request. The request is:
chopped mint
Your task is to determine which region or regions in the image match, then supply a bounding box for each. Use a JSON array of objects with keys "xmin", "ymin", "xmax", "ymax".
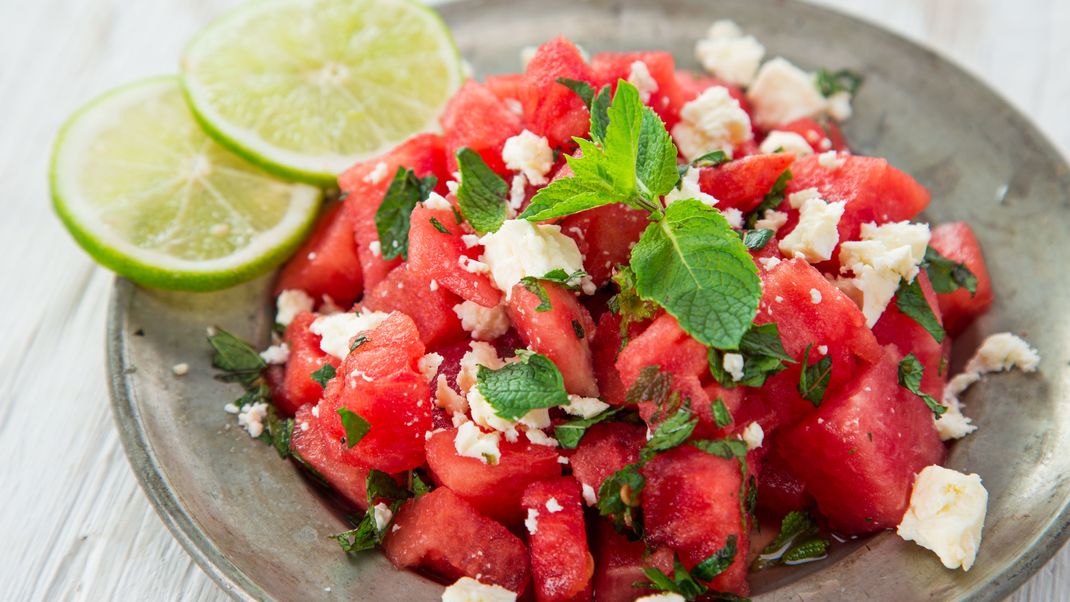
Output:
[
  {"xmin": 475, "ymin": 351, "xmax": 570, "ymax": 420},
  {"xmin": 744, "ymin": 169, "xmax": 792, "ymax": 229},
  {"xmin": 753, "ymin": 511, "xmax": 830, "ymax": 570},
  {"xmin": 712, "ymin": 398, "xmax": 733, "ymax": 428},
  {"xmin": 456, "ymin": 147, "xmax": 508, "ymax": 233},
  {"xmin": 742, "ymin": 228, "xmax": 774, "ymax": 251},
  {"xmin": 608, "ymin": 266, "xmax": 658, "ymax": 343},
  {"xmin": 708, "ymin": 323, "xmax": 794, "ymax": 388},
  {"xmin": 207, "ymin": 327, "xmax": 266, "ymax": 386},
  {"xmin": 555, "ymin": 77, "xmax": 595, "ymax": 108},
  {"xmin": 898, "ymin": 353, "xmax": 947, "ymax": 418},
  {"xmin": 349, "ymin": 335, "xmax": 369, "ymax": 352},
  {"xmin": 797, "ymin": 344, "xmax": 832, "ymax": 407},
  {"xmin": 597, "ymin": 462, "xmax": 645, "ymax": 532},
  {"xmin": 923, "ymin": 246, "xmax": 977, "ymax": 296},
  {"xmin": 310, "ymin": 364, "xmax": 336, "ymax": 388},
  {"xmin": 554, "ymin": 407, "xmax": 622, "ymax": 449},
  {"xmin": 896, "ymin": 277, "xmax": 946, "ymax": 343},
  {"xmin": 815, "ymin": 68, "xmax": 863, "ymax": 97},
  {"xmin": 375, "ymin": 167, "xmax": 437, "ymax": 260},
  {"xmin": 337, "ymin": 408, "xmax": 370, "ymax": 449},
  {"xmin": 642, "ymin": 406, "xmax": 698, "ymax": 460},
  {"xmin": 429, "ymin": 216, "xmax": 450, "ymax": 234}
]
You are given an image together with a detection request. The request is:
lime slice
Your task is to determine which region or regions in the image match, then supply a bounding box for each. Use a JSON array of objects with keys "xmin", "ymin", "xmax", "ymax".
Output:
[
  {"xmin": 181, "ymin": 0, "xmax": 463, "ymax": 185},
  {"xmin": 51, "ymin": 77, "xmax": 322, "ymax": 291}
]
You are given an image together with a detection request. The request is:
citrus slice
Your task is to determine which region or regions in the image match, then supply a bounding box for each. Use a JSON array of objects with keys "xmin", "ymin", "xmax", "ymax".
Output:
[
  {"xmin": 51, "ymin": 77, "xmax": 322, "ymax": 291},
  {"xmin": 180, "ymin": 0, "xmax": 463, "ymax": 185}
]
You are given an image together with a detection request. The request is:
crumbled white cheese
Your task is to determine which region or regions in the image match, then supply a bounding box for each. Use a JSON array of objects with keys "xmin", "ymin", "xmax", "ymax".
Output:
[
  {"xmin": 311, "ymin": 405, "xmax": 320, "ymax": 418},
  {"xmin": 276, "ymin": 289, "xmax": 314, "ymax": 326},
  {"xmin": 557, "ymin": 455, "xmax": 570, "ymax": 465},
  {"xmin": 759, "ymin": 130, "xmax": 814, "ymax": 156},
  {"xmin": 582, "ymin": 483, "xmax": 598, "ymax": 506},
  {"xmin": 372, "ymin": 503, "xmax": 394, "ymax": 531},
  {"xmin": 259, "ymin": 343, "xmax": 290, "ymax": 365},
  {"xmin": 441, "ymin": 576, "xmax": 517, "ymax": 602},
  {"xmin": 778, "ymin": 189, "xmax": 844, "ymax": 263},
  {"xmin": 435, "ymin": 374, "xmax": 468, "ymax": 414},
  {"xmin": 469, "ymin": 384, "xmax": 551, "ymax": 433},
  {"xmin": 545, "ymin": 497, "xmax": 564, "ymax": 513},
  {"xmin": 369, "ymin": 240, "xmax": 381, "ymax": 257},
  {"xmin": 836, "ymin": 221, "xmax": 931, "ymax": 327},
  {"xmin": 461, "ymin": 234, "xmax": 481, "ymax": 249},
  {"xmin": 628, "ymin": 60, "xmax": 660, "ymax": 102},
  {"xmin": 430, "ymin": 280, "xmax": 439, "ymax": 292},
  {"xmin": 818, "ymin": 345, "xmax": 829, "ymax": 355},
  {"xmin": 663, "ymin": 165, "xmax": 720, "ymax": 207},
  {"xmin": 694, "ymin": 20, "xmax": 765, "ymax": 87},
  {"xmin": 424, "ymin": 192, "xmax": 452, "ymax": 211},
  {"xmin": 834, "ymin": 265, "xmax": 901, "ymax": 328},
  {"xmin": 525, "ymin": 508, "xmax": 540, "ymax": 534},
  {"xmin": 525, "ymin": 428, "xmax": 559, "ymax": 447},
  {"xmin": 446, "ymin": 179, "xmax": 460, "ymax": 195},
  {"xmin": 456, "ymin": 341, "xmax": 505, "ymax": 394},
  {"xmin": 504, "ymin": 98, "xmax": 523, "ymax": 116},
  {"xmin": 747, "ymin": 57, "xmax": 828, "ymax": 129},
  {"xmin": 826, "ymin": 90, "xmax": 853, "ymax": 121},
  {"xmin": 818, "ymin": 150, "xmax": 846, "ymax": 169},
  {"xmin": 502, "ymin": 130, "xmax": 554, "ymax": 186},
  {"xmin": 454, "ymin": 422, "xmax": 501, "ymax": 464},
  {"xmin": 671, "ymin": 86, "xmax": 753, "ymax": 161},
  {"xmin": 363, "ymin": 161, "xmax": 389, "ymax": 185},
  {"xmin": 238, "ymin": 402, "xmax": 269, "ymax": 438},
  {"xmin": 224, "ymin": 402, "xmax": 240, "ymax": 415},
  {"xmin": 458, "ymin": 255, "xmax": 491, "ymax": 274},
  {"xmin": 758, "ymin": 256, "xmax": 782, "ymax": 270},
  {"xmin": 897, "ymin": 465, "xmax": 988, "ymax": 571},
  {"xmin": 741, "ymin": 421, "xmax": 764, "ymax": 450},
  {"xmin": 310, "ymin": 310, "xmax": 391, "ymax": 360},
  {"xmin": 418, "ymin": 353, "xmax": 444, "ymax": 383},
  {"xmin": 563, "ymin": 394, "xmax": 611, "ymax": 419},
  {"xmin": 810, "ymin": 288, "xmax": 822, "ymax": 304},
  {"xmin": 454, "ymin": 301, "xmax": 511, "ymax": 341},
  {"xmin": 723, "ymin": 208, "xmax": 744, "ymax": 229},
  {"xmin": 754, "ymin": 209, "xmax": 789, "ymax": 232},
  {"xmin": 171, "ymin": 363, "xmax": 189, "ymax": 376},
  {"xmin": 723, "ymin": 353, "xmax": 745, "ymax": 382},
  {"xmin": 509, "ymin": 173, "xmax": 527, "ymax": 212},
  {"xmin": 479, "ymin": 220, "xmax": 586, "ymax": 299}
]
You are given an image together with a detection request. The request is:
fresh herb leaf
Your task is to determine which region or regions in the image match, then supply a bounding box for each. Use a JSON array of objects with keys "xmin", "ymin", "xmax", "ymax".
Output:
[
  {"xmin": 631, "ymin": 200, "xmax": 761, "ymax": 350},
  {"xmin": 256, "ymin": 406, "xmax": 294, "ymax": 459},
  {"xmin": 625, "ymin": 365, "xmax": 673, "ymax": 406},
  {"xmin": 709, "ymin": 323, "xmax": 794, "ymax": 388},
  {"xmin": 207, "ymin": 328, "xmax": 266, "ymax": 386},
  {"xmin": 692, "ymin": 535, "xmax": 738, "ymax": 581},
  {"xmin": 761, "ymin": 511, "xmax": 816, "ymax": 557},
  {"xmin": 608, "ymin": 266, "xmax": 658, "ymax": 342},
  {"xmin": 753, "ymin": 510, "xmax": 830, "ymax": 570},
  {"xmin": 744, "ymin": 169, "xmax": 792, "ymax": 229},
  {"xmin": 589, "ymin": 84, "xmax": 612, "ymax": 144},
  {"xmin": 597, "ymin": 462, "xmax": 645, "ymax": 531},
  {"xmin": 365, "ymin": 469, "xmax": 410, "ymax": 505},
  {"xmin": 520, "ymin": 277, "xmax": 553, "ymax": 312},
  {"xmin": 332, "ymin": 470, "xmax": 413, "ymax": 554},
  {"xmin": 456, "ymin": 147, "xmax": 508, "ymax": 233},
  {"xmin": 556, "ymin": 77, "xmax": 595, "ymax": 108},
  {"xmin": 310, "ymin": 364, "xmax": 336, "ymax": 388},
  {"xmin": 555, "ymin": 408, "xmax": 622, "ymax": 449},
  {"xmin": 640, "ymin": 549, "xmax": 741, "ymax": 601},
  {"xmin": 815, "ymin": 68, "xmax": 863, "ymax": 97},
  {"xmin": 712, "ymin": 398, "xmax": 733, "ymax": 428},
  {"xmin": 782, "ymin": 538, "xmax": 830, "ymax": 564},
  {"xmin": 742, "ymin": 228, "xmax": 774, "ymax": 251},
  {"xmin": 233, "ymin": 382, "xmax": 270, "ymax": 409},
  {"xmin": 375, "ymin": 167, "xmax": 437, "ymax": 260},
  {"xmin": 409, "ymin": 470, "xmax": 433, "ymax": 497},
  {"xmin": 572, "ymin": 319, "xmax": 585, "ymax": 339},
  {"xmin": 337, "ymin": 408, "xmax": 371, "ymax": 448},
  {"xmin": 923, "ymin": 246, "xmax": 977, "ymax": 296},
  {"xmin": 691, "ymin": 150, "xmax": 730, "ymax": 168},
  {"xmin": 332, "ymin": 514, "xmax": 379, "ymax": 553},
  {"xmin": 797, "ymin": 344, "xmax": 833, "ymax": 407},
  {"xmin": 691, "ymin": 438, "xmax": 749, "ymax": 461},
  {"xmin": 429, "ymin": 216, "xmax": 450, "ymax": 233},
  {"xmin": 895, "ymin": 277, "xmax": 946, "ymax": 343},
  {"xmin": 475, "ymin": 352, "xmax": 570, "ymax": 420},
  {"xmin": 349, "ymin": 335, "xmax": 369, "ymax": 352},
  {"xmin": 642, "ymin": 406, "xmax": 698, "ymax": 460},
  {"xmin": 898, "ymin": 353, "xmax": 947, "ymax": 418},
  {"xmin": 519, "ymin": 269, "xmax": 588, "ymax": 312},
  {"xmin": 635, "ymin": 102, "xmax": 680, "ymax": 201}
]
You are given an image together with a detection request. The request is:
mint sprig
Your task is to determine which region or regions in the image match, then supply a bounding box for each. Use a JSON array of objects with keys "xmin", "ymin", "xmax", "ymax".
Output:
[
  {"xmin": 898, "ymin": 353, "xmax": 947, "ymax": 418},
  {"xmin": 332, "ymin": 469, "xmax": 416, "ymax": 554},
  {"xmin": 708, "ymin": 322, "xmax": 794, "ymax": 388},
  {"xmin": 923, "ymin": 246, "xmax": 977, "ymax": 296},
  {"xmin": 640, "ymin": 541, "xmax": 740, "ymax": 600},
  {"xmin": 374, "ymin": 167, "xmax": 438, "ymax": 260},
  {"xmin": 554, "ymin": 407, "xmax": 623, "ymax": 449},
  {"xmin": 798, "ymin": 344, "xmax": 833, "ymax": 407},
  {"xmin": 895, "ymin": 278, "xmax": 946, "ymax": 343},
  {"xmin": 456, "ymin": 147, "xmax": 508, "ymax": 234},
  {"xmin": 475, "ymin": 351, "xmax": 570, "ymax": 420},
  {"xmin": 753, "ymin": 510, "xmax": 830, "ymax": 570}
]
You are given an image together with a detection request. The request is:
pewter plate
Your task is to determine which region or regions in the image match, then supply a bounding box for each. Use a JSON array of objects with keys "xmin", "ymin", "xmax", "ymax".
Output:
[{"xmin": 107, "ymin": 0, "xmax": 1070, "ymax": 600}]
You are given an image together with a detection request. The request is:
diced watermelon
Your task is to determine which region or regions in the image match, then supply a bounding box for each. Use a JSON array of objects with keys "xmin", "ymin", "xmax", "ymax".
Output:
[
  {"xmin": 507, "ymin": 282, "xmax": 599, "ymax": 397},
  {"xmin": 522, "ymin": 38, "xmax": 594, "ymax": 149},
  {"xmin": 441, "ymin": 80, "xmax": 524, "ymax": 176},
  {"xmin": 569, "ymin": 421, "xmax": 646, "ymax": 494},
  {"xmin": 778, "ymin": 345, "xmax": 946, "ymax": 534},
  {"xmin": 588, "ymin": 311, "xmax": 645, "ymax": 406},
  {"xmin": 559, "ymin": 203, "xmax": 650, "ymax": 286},
  {"xmin": 776, "ymin": 117, "xmax": 849, "ymax": 153},
  {"xmin": 755, "ymin": 443, "xmax": 812, "ymax": 518},
  {"xmin": 272, "ymin": 311, "xmax": 338, "ymax": 416},
  {"xmin": 407, "ymin": 203, "xmax": 502, "ymax": 307},
  {"xmin": 383, "ymin": 487, "xmax": 530, "ymax": 594},
  {"xmin": 484, "ymin": 73, "xmax": 531, "ymax": 105},
  {"xmin": 929, "ymin": 222, "xmax": 994, "ymax": 335},
  {"xmin": 360, "ymin": 264, "xmax": 466, "ymax": 349},
  {"xmin": 872, "ymin": 272, "xmax": 948, "ymax": 401},
  {"xmin": 274, "ymin": 203, "xmax": 363, "ymax": 307},
  {"xmin": 697, "ymin": 153, "xmax": 795, "ymax": 214},
  {"xmin": 590, "ymin": 51, "xmax": 682, "ymax": 128},
  {"xmin": 289, "ymin": 404, "xmax": 370, "ymax": 510},
  {"xmin": 317, "ymin": 313, "xmax": 430, "ymax": 473},
  {"xmin": 522, "ymin": 478, "xmax": 594, "ymax": 602},
  {"xmin": 338, "ymin": 133, "xmax": 449, "ymax": 290},
  {"xmin": 591, "ymin": 518, "xmax": 674, "ymax": 602},
  {"xmin": 425, "ymin": 428, "xmax": 562, "ymax": 525},
  {"xmin": 641, "ymin": 445, "xmax": 750, "ymax": 596}
]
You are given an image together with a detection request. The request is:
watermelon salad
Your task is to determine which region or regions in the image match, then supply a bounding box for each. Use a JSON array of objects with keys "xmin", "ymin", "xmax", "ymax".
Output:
[{"xmin": 206, "ymin": 20, "xmax": 1043, "ymax": 602}]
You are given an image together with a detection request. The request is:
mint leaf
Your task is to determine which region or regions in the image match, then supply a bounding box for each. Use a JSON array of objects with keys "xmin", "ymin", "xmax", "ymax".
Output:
[
  {"xmin": 895, "ymin": 277, "xmax": 946, "ymax": 343},
  {"xmin": 476, "ymin": 352, "xmax": 570, "ymax": 420},
  {"xmin": 761, "ymin": 511, "xmax": 816, "ymax": 557},
  {"xmin": 409, "ymin": 470, "xmax": 433, "ymax": 497},
  {"xmin": 924, "ymin": 246, "xmax": 977, "ymax": 296},
  {"xmin": 572, "ymin": 319, "xmax": 585, "ymax": 339},
  {"xmin": 429, "ymin": 216, "xmax": 450, "ymax": 233},
  {"xmin": 709, "ymin": 323, "xmax": 793, "ymax": 388},
  {"xmin": 798, "ymin": 344, "xmax": 832, "ymax": 407},
  {"xmin": 782, "ymin": 538, "xmax": 830, "ymax": 564},
  {"xmin": 608, "ymin": 266, "xmax": 658, "ymax": 342},
  {"xmin": 208, "ymin": 327, "xmax": 266, "ymax": 386},
  {"xmin": 556, "ymin": 77, "xmax": 595, "ymax": 108},
  {"xmin": 590, "ymin": 85, "xmax": 612, "ymax": 144},
  {"xmin": 691, "ymin": 437, "xmax": 748, "ymax": 461},
  {"xmin": 636, "ymin": 104, "xmax": 680, "ymax": 199},
  {"xmin": 815, "ymin": 68, "xmax": 863, "ymax": 97},
  {"xmin": 744, "ymin": 169, "xmax": 792, "ymax": 229},
  {"xmin": 375, "ymin": 167, "xmax": 437, "ymax": 260},
  {"xmin": 625, "ymin": 365, "xmax": 673, "ymax": 406},
  {"xmin": 332, "ymin": 514, "xmax": 379, "ymax": 553},
  {"xmin": 712, "ymin": 398, "xmax": 733, "ymax": 428},
  {"xmin": 349, "ymin": 335, "xmax": 369, "ymax": 352},
  {"xmin": 692, "ymin": 150, "xmax": 731, "ymax": 168},
  {"xmin": 555, "ymin": 408, "xmax": 622, "ymax": 449},
  {"xmin": 597, "ymin": 462, "xmax": 645, "ymax": 531},
  {"xmin": 310, "ymin": 364, "xmax": 336, "ymax": 388},
  {"xmin": 256, "ymin": 406, "xmax": 294, "ymax": 460},
  {"xmin": 753, "ymin": 510, "xmax": 829, "ymax": 570},
  {"xmin": 898, "ymin": 353, "xmax": 947, "ymax": 418},
  {"xmin": 333, "ymin": 470, "xmax": 413, "ymax": 554},
  {"xmin": 456, "ymin": 147, "xmax": 508, "ymax": 234},
  {"xmin": 519, "ymin": 277, "xmax": 554, "ymax": 312},
  {"xmin": 692, "ymin": 535, "xmax": 738, "ymax": 581},
  {"xmin": 337, "ymin": 408, "xmax": 370, "ymax": 448},
  {"xmin": 366, "ymin": 469, "xmax": 410, "ymax": 505},
  {"xmin": 742, "ymin": 228, "xmax": 774, "ymax": 251},
  {"xmin": 519, "ymin": 269, "xmax": 588, "ymax": 312},
  {"xmin": 642, "ymin": 406, "xmax": 698, "ymax": 460},
  {"xmin": 631, "ymin": 200, "xmax": 761, "ymax": 350}
]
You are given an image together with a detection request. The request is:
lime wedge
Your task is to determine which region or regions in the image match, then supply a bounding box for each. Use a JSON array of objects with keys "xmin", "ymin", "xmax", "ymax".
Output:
[
  {"xmin": 180, "ymin": 0, "xmax": 463, "ymax": 185},
  {"xmin": 51, "ymin": 77, "xmax": 322, "ymax": 291}
]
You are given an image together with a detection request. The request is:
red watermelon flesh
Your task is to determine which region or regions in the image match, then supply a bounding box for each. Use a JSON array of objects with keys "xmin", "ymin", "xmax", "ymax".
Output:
[
  {"xmin": 360, "ymin": 264, "xmax": 467, "ymax": 350},
  {"xmin": 559, "ymin": 203, "xmax": 650, "ymax": 286},
  {"xmin": 407, "ymin": 203, "xmax": 502, "ymax": 307},
  {"xmin": 441, "ymin": 80, "xmax": 524, "ymax": 176},
  {"xmin": 507, "ymin": 282, "xmax": 599, "ymax": 397},
  {"xmin": 425, "ymin": 428, "xmax": 562, "ymax": 525},
  {"xmin": 484, "ymin": 73, "xmax": 531, "ymax": 106},
  {"xmin": 929, "ymin": 222, "xmax": 994, "ymax": 336},
  {"xmin": 522, "ymin": 37, "xmax": 594, "ymax": 149},
  {"xmin": 755, "ymin": 443, "xmax": 812, "ymax": 518},
  {"xmin": 569, "ymin": 421, "xmax": 646, "ymax": 495},
  {"xmin": 641, "ymin": 445, "xmax": 751, "ymax": 596},
  {"xmin": 775, "ymin": 117, "xmax": 849, "ymax": 153},
  {"xmin": 872, "ymin": 272, "xmax": 949, "ymax": 401},
  {"xmin": 273, "ymin": 311, "xmax": 338, "ymax": 416},
  {"xmin": 522, "ymin": 478, "xmax": 594, "ymax": 602},
  {"xmin": 588, "ymin": 311, "xmax": 648, "ymax": 406},
  {"xmin": 698, "ymin": 153, "xmax": 795, "ymax": 214},
  {"xmin": 289, "ymin": 404, "xmax": 370, "ymax": 510},
  {"xmin": 273, "ymin": 203, "xmax": 363, "ymax": 307},
  {"xmin": 590, "ymin": 51, "xmax": 682, "ymax": 128},
  {"xmin": 383, "ymin": 487, "xmax": 530, "ymax": 594},
  {"xmin": 777, "ymin": 345, "xmax": 946, "ymax": 535},
  {"xmin": 591, "ymin": 518, "xmax": 675, "ymax": 602},
  {"xmin": 338, "ymin": 133, "xmax": 449, "ymax": 290}
]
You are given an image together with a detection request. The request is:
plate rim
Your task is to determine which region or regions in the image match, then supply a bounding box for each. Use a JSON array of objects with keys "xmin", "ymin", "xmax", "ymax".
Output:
[{"xmin": 106, "ymin": 0, "xmax": 1070, "ymax": 600}]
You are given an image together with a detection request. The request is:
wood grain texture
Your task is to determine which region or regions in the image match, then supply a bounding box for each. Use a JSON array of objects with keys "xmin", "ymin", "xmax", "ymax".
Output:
[{"xmin": 1, "ymin": 0, "xmax": 1065, "ymax": 600}]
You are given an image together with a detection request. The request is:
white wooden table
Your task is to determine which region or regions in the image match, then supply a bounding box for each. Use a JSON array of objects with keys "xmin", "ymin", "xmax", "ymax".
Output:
[{"xmin": 2, "ymin": 0, "xmax": 1066, "ymax": 599}]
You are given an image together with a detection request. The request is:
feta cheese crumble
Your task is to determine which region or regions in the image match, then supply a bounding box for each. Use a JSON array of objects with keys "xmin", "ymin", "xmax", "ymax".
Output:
[
  {"xmin": 809, "ymin": 288, "xmax": 822, "ymax": 304},
  {"xmin": 501, "ymin": 130, "xmax": 554, "ymax": 185},
  {"xmin": 545, "ymin": 497, "xmax": 564, "ymax": 513},
  {"xmin": 778, "ymin": 188, "xmax": 845, "ymax": 263},
  {"xmin": 479, "ymin": 220, "xmax": 586, "ymax": 299},
  {"xmin": 627, "ymin": 60, "xmax": 659, "ymax": 102},
  {"xmin": 694, "ymin": 20, "xmax": 765, "ymax": 87},
  {"xmin": 457, "ymin": 341, "xmax": 505, "ymax": 394},
  {"xmin": 509, "ymin": 173, "xmax": 527, "ymax": 212},
  {"xmin": 671, "ymin": 86, "xmax": 753, "ymax": 161},
  {"xmin": 582, "ymin": 483, "xmax": 597, "ymax": 506},
  {"xmin": 723, "ymin": 353, "xmax": 745, "ymax": 382},
  {"xmin": 369, "ymin": 240, "xmax": 381, "ymax": 257},
  {"xmin": 363, "ymin": 161, "xmax": 389, "ymax": 185},
  {"xmin": 441, "ymin": 576, "xmax": 517, "ymax": 602},
  {"xmin": 418, "ymin": 353, "xmax": 444, "ymax": 382},
  {"xmin": 754, "ymin": 209, "xmax": 788, "ymax": 233},
  {"xmin": 237, "ymin": 402, "xmax": 269, "ymax": 438},
  {"xmin": 759, "ymin": 130, "xmax": 814, "ymax": 156},
  {"xmin": 310, "ymin": 310, "xmax": 390, "ymax": 360},
  {"xmin": 171, "ymin": 363, "xmax": 189, "ymax": 376},
  {"xmin": 897, "ymin": 465, "xmax": 988, "ymax": 571},
  {"xmin": 276, "ymin": 289, "xmax": 314, "ymax": 326},
  {"xmin": 747, "ymin": 57, "xmax": 829, "ymax": 128},
  {"xmin": 663, "ymin": 165, "xmax": 719, "ymax": 207},
  {"xmin": 435, "ymin": 374, "xmax": 468, "ymax": 415},
  {"xmin": 525, "ymin": 428, "xmax": 559, "ymax": 447},
  {"xmin": 635, "ymin": 594, "xmax": 686, "ymax": 602},
  {"xmin": 818, "ymin": 150, "xmax": 846, "ymax": 169},
  {"xmin": 741, "ymin": 421, "xmax": 764, "ymax": 450},
  {"xmin": 424, "ymin": 192, "xmax": 452, "ymax": 210},
  {"xmin": 836, "ymin": 221, "xmax": 931, "ymax": 327},
  {"xmin": 259, "ymin": 343, "xmax": 290, "ymax": 365},
  {"xmin": 562, "ymin": 394, "xmax": 611, "ymax": 419},
  {"xmin": 524, "ymin": 508, "xmax": 540, "ymax": 534},
  {"xmin": 454, "ymin": 421, "xmax": 501, "ymax": 464},
  {"xmin": 372, "ymin": 503, "xmax": 394, "ymax": 531},
  {"xmin": 453, "ymin": 301, "xmax": 511, "ymax": 341}
]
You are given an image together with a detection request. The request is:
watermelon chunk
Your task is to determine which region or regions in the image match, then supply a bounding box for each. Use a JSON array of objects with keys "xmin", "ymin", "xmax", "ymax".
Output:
[
  {"xmin": 588, "ymin": 311, "xmax": 645, "ymax": 407},
  {"xmin": 274, "ymin": 203, "xmax": 363, "ymax": 307},
  {"xmin": 522, "ymin": 37, "xmax": 594, "ymax": 149},
  {"xmin": 777, "ymin": 345, "xmax": 946, "ymax": 534},
  {"xmin": 755, "ymin": 443, "xmax": 812, "ymax": 518},
  {"xmin": 872, "ymin": 272, "xmax": 948, "ymax": 402},
  {"xmin": 776, "ymin": 117, "xmax": 849, "ymax": 153},
  {"xmin": 569, "ymin": 421, "xmax": 646, "ymax": 495},
  {"xmin": 360, "ymin": 264, "xmax": 467, "ymax": 350},
  {"xmin": 590, "ymin": 51, "xmax": 682, "ymax": 127},
  {"xmin": 272, "ymin": 311, "xmax": 338, "ymax": 416},
  {"xmin": 507, "ymin": 282, "xmax": 599, "ymax": 397},
  {"xmin": 591, "ymin": 518, "xmax": 674, "ymax": 602},
  {"xmin": 383, "ymin": 487, "xmax": 530, "ymax": 594},
  {"xmin": 289, "ymin": 404, "xmax": 370, "ymax": 510},
  {"xmin": 425, "ymin": 427, "xmax": 562, "ymax": 525},
  {"xmin": 407, "ymin": 203, "xmax": 502, "ymax": 307},
  {"xmin": 559, "ymin": 203, "xmax": 650, "ymax": 286},
  {"xmin": 338, "ymin": 133, "xmax": 449, "ymax": 290},
  {"xmin": 522, "ymin": 478, "xmax": 594, "ymax": 602},
  {"xmin": 484, "ymin": 73, "xmax": 531, "ymax": 105},
  {"xmin": 929, "ymin": 222, "xmax": 994, "ymax": 335},
  {"xmin": 441, "ymin": 80, "xmax": 524, "ymax": 176},
  {"xmin": 642, "ymin": 445, "xmax": 751, "ymax": 596},
  {"xmin": 698, "ymin": 153, "xmax": 795, "ymax": 214}
]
